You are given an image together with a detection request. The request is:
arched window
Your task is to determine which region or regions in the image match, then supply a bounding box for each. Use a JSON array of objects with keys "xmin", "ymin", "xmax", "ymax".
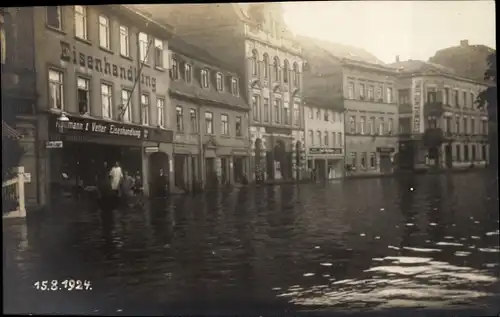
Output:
[
  {"xmin": 273, "ymin": 56, "xmax": 280, "ymax": 82},
  {"xmin": 251, "ymin": 50, "xmax": 258, "ymax": 76},
  {"xmin": 293, "ymin": 62, "xmax": 299, "ymax": 86},
  {"xmin": 283, "ymin": 60, "xmax": 289, "ymax": 83},
  {"xmin": 263, "ymin": 53, "xmax": 269, "ymax": 79}
]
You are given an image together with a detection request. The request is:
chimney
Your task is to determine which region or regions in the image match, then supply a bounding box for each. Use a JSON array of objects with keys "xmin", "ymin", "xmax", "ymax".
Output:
[
  {"xmin": 395, "ymin": 55, "xmax": 400, "ymax": 63},
  {"xmin": 460, "ymin": 40, "xmax": 469, "ymax": 47}
]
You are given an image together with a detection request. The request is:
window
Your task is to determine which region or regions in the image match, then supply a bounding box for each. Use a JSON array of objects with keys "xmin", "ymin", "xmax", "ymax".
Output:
[
  {"xmin": 120, "ymin": 89, "xmax": 132, "ymax": 122},
  {"xmin": 426, "ymin": 115, "xmax": 437, "ymax": 129},
  {"xmin": 251, "ymin": 50, "xmax": 258, "ymax": 76},
  {"xmin": 157, "ymin": 98, "xmax": 165, "ymax": 127},
  {"xmin": 263, "ymin": 98, "xmax": 270, "ymax": 122},
  {"xmin": 49, "ymin": 70, "xmax": 64, "ymax": 110},
  {"xmin": 443, "ymin": 88, "xmax": 449, "ymax": 105},
  {"xmin": 471, "ymin": 145, "xmax": 477, "ymax": 161},
  {"xmin": 101, "ymin": 83, "xmax": 113, "ymax": 119},
  {"xmin": 471, "ymin": 118, "xmax": 476, "ymax": 134},
  {"xmin": 398, "ymin": 89, "xmax": 410, "ymax": 105},
  {"xmin": 350, "ymin": 152, "xmax": 357, "ymax": 169},
  {"xmin": 360, "ymin": 116, "xmax": 366, "ymax": 135},
  {"xmin": 455, "ymin": 144, "xmax": 461, "ymax": 161},
  {"xmin": 154, "ymin": 39, "xmax": 164, "ymax": 68},
  {"xmin": 189, "ymin": 109, "xmax": 197, "ymax": 133},
  {"xmin": 263, "ymin": 54, "xmax": 269, "ymax": 79},
  {"xmin": 482, "ymin": 120, "xmax": 488, "ymax": 135},
  {"xmin": 338, "ymin": 133, "xmax": 343, "ymax": 147},
  {"xmin": 386, "ymin": 87, "xmax": 393, "ymax": 103},
  {"xmin": 176, "ymin": 106, "xmax": 184, "ymax": 132},
  {"xmin": 463, "ymin": 117, "xmax": 468, "ymax": 134},
  {"xmin": 119, "ymin": 26, "xmax": 129, "ymax": 57},
  {"xmin": 376, "ymin": 85, "xmax": 382, "ymax": 101},
  {"xmin": 205, "ymin": 112, "xmax": 214, "ymax": 134},
  {"xmin": 274, "ymin": 99, "xmax": 281, "ymax": 123},
  {"xmin": 283, "ymin": 102, "xmax": 290, "ymax": 125},
  {"xmin": 221, "ymin": 114, "xmax": 229, "ymax": 135},
  {"xmin": 463, "ymin": 91, "xmax": 467, "ymax": 108},
  {"xmin": 231, "ymin": 77, "xmax": 239, "ymax": 95},
  {"xmin": 0, "ymin": 25, "xmax": 5, "ymax": 64},
  {"xmin": 368, "ymin": 86, "xmax": 374, "ymax": 100},
  {"xmin": 464, "ymin": 144, "xmax": 469, "ymax": 161},
  {"xmin": 171, "ymin": 58, "xmax": 179, "ymax": 80},
  {"xmin": 283, "ymin": 60, "xmax": 289, "ymax": 83},
  {"xmin": 309, "ymin": 108, "xmax": 314, "ymax": 119},
  {"xmin": 349, "ymin": 116, "xmax": 356, "ymax": 134},
  {"xmin": 308, "ymin": 130, "xmax": 314, "ymax": 145},
  {"xmin": 378, "ymin": 117, "xmax": 384, "ymax": 134},
  {"xmin": 98, "ymin": 15, "xmax": 110, "ymax": 49},
  {"xmin": 324, "ymin": 131, "xmax": 329, "ymax": 146},
  {"xmin": 74, "ymin": 6, "xmax": 87, "ymax": 40},
  {"xmin": 216, "ymin": 72, "xmax": 224, "ymax": 91},
  {"xmin": 454, "ymin": 90, "xmax": 459, "ymax": 107},
  {"xmin": 360, "ymin": 152, "xmax": 367, "ymax": 169},
  {"xmin": 273, "ymin": 57, "xmax": 280, "ymax": 82},
  {"xmin": 332, "ymin": 132, "xmax": 337, "ymax": 147},
  {"xmin": 252, "ymin": 95, "xmax": 259, "ymax": 121},
  {"xmin": 317, "ymin": 131, "xmax": 322, "ymax": 146},
  {"xmin": 445, "ymin": 116, "xmax": 452, "ymax": 133},
  {"xmin": 293, "ymin": 102, "xmax": 300, "ymax": 125},
  {"xmin": 455, "ymin": 115, "xmax": 460, "ymax": 133},
  {"xmin": 368, "ymin": 117, "xmax": 375, "ymax": 134},
  {"xmin": 139, "ymin": 32, "xmax": 149, "ymax": 62},
  {"xmin": 470, "ymin": 92, "xmax": 475, "ymax": 108},
  {"xmin": 236, "ymin": 116, "xmax": 242, "ymax": 136},
  {"xmin": 359, "ymin": 83, "xmax": 365, "ymax": 99},
  {"xmin": 427, "ymin": 88, "xmax": 437, "ymax": 103},
  {"xmin": 77, "ymin": 77, "xmax": 90, "ymax": 115},
  {"xmin": 46, "ymin": 6, "xmax": 62, "ymax": 30},
  {"xmin": 388, "ymin": 118, "xmax": 394, "ymax": 134},
  {"xmin": 324, "ymin": 110, "xmax": 329, "ymax": 122},
  {"xmin": 201, "ymin": 69, "xmax": 209, "ymax": 88},
  {"xmin": 370, "ymin": 152, "xmax": 376, "ymax": 168},
  {"xmin": 184, "ymin": 64, "xmax": 192, "ymax": 83},
  {"xmin": 140, "ymin": 94, "xmax": 149, "ymax": 125},
  {"xmin": 293, "ymin": 62, "xmax": 300, "ymax": 86},
  {"xmin": 347, "ymin": 82, "xmax": 354, "ymax": 99}
]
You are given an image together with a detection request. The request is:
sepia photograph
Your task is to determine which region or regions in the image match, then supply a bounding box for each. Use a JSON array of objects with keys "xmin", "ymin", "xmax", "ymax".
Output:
[{"xmin": 2, "ymin": 1, "xmax": 498, "ymax": 316}]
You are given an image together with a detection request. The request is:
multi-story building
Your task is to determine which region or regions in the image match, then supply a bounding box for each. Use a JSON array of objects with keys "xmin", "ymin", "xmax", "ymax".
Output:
[
  {"xmin": 30, "ymin": 5, "xmax": 176, "ymax": 203},
  {"xmin": 303, "ymin": 101, "xmax": 345, "ymax": 180},
  {"xmin": 132, "ymin": 3, "xmax": 306, "ymax": 181},
  {"xmin": 1, "ymin": 7, "xmax": 38, "ymax": 207},
  {"xmin": 390, "ymin": 56, "xmax": 489, "ymax": 170},
  {"xmin": 168, "ymin": 36, "xmax": 250, "ymax": 190},
  {"xmin": 300, "ymin": 36, "xmax": 399, "ymax": 177}
]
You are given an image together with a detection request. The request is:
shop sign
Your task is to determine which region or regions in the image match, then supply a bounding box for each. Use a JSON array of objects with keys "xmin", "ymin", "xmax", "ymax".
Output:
[
  {"xmin": 52, "ymin": 116, "xmax": 145, "ymax": 140},
  {"xmin": 309, "ymin": 147, "xmax": 343, "ymax": 155},
  {"xmin": 46, "ymin": 140, "xmax": 63, "ymax": 148},
  {"xmin": 265, "ymin": 127, "xmax": 292, "ymax": 135},
  {"xmin": 376, "ymin": 147, "xmax": 395, "ymax": 154},
  {"xmin": 60, "ymin": 41, "xmax": 157, "ymax": 92},
  {"xmin": 144, "ymin": 146, "xmax": 159, "ymax": 153}
]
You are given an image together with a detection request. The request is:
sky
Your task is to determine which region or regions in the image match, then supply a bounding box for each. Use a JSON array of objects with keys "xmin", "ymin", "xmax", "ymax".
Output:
[{"xmin": 283, "ymin": 0, "xmax": 496, "ymax": 64}]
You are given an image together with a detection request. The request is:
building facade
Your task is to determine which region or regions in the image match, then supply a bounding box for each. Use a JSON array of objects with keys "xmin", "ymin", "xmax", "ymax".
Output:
[
  {"xmin": 303, "ymin": 101, "xmax": 344, "ymax": 180},
  {"xmin": 32, "ymin": 5, "xmax": 176, "ymax": 204},
  {"xmin": 168, "ymin": 37, "xmax": 250, "ymax": 191},
  {"xmin": 132, "ymin": 3, "xmax": 306, "ymax": 182},
  {"xmin": 390, "ymin": 59, "xmax": 489, "ymax": 170},
  {"xmin": 342, "ymin": 59, "xmax": 400, "ymax": 176},
  {"xmin": 1, "ymin": 7, "xmax": 39, "ymax": 207}
]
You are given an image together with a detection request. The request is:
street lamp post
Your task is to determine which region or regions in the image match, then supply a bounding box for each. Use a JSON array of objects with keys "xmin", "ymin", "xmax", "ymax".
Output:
[{"xmin": 57, "ymin": 112, "xmax": 69, "ymax": 134}]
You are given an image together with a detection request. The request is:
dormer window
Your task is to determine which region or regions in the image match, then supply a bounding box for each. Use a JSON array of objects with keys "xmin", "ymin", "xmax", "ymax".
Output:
[
  {"xmin": 171, "ymin": 58, "xmax": 179, "ymax": 80},
  {"xmin": 231, "ymin": 78, "xmax": 239, "ymax": 96},
  {"xmin": 184, "ymin": 63, "xmax": 192, "ymax": 83},
  {"xmin": 201, "ymin": 69, "xmax": 210, "ymax": 88},
  {"xmin": 216, "ymin": 72, "xmax": 224, "ymax": 91}
]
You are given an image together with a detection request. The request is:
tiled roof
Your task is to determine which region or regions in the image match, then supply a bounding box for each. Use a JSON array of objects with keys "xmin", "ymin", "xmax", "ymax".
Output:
[
  {"xmin": 387, "ymin": 60, "xmax": 456, "ymax": 74},
  {"xmin": 169, "ymin": 80, "xmax": 249, "ymax": 111}
]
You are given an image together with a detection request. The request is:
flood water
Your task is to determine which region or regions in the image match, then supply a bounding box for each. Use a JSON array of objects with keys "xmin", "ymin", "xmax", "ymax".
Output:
[{"xmin": 3, "ymin": 172, "xmax": 500, "ymax": 316}]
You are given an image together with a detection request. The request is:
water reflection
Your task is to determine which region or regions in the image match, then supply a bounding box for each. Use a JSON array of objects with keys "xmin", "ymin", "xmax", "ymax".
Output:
[{"xmin": 3, "ymin": 173, "xmax": 500, "ymax": 315}]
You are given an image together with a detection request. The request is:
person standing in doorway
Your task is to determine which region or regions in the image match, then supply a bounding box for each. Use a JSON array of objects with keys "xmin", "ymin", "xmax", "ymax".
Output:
[{"xmin": 109, "ymin": 162, "xmax": 123, "ymax": 195}]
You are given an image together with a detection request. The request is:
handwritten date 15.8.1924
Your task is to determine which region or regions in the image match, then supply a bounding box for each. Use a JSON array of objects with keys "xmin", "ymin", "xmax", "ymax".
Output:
[{"xmin": 33, "ymin": 279, "xmax": 92, "ymax": 291}]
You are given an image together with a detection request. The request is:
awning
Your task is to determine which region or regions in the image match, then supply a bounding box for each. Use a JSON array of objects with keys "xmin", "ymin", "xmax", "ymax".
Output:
[{"xmin": 2, "ymin": 121, "xmax": 22, "ymax": 139}]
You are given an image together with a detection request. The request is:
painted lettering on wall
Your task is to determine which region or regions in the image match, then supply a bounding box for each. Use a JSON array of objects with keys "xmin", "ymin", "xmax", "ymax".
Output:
[
  {"xmin": 55, "ymin": 119, "xmax": 143, "ymax": 139},
  {"xmin": 413, "ymin": 80, "xmax": 422, "ymax": 133},
  {"xmin": 60, "ymin": 41, "xmax": 157, "ymax": 92}
]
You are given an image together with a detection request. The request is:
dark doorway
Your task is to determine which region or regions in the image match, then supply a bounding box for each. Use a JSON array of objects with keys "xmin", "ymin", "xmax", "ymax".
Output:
[
  {"xmin": 174, "ymin": 155, "xmax": 186, "ymax": 189},
  {"xmin": 398, "ymin": 141, "xmax": 415, "ymax": 170},
  {"xmin": 149, "ymin": 152, "xmax": 169, "ymax": 196},
  {"xmin": 205, "ymin": 158, "xmax": 216, "ymax": 187},
  {"xmin": 445, "ymin": 144, "xmax": 452, "ymax": 168},
  {"xmin": 274, "ymin": 140, "xmax": 286, "ymax": 180},
  {"xmin": 233, "ymin": 157, "xmax": 244, "ymax": 183},
  {"xmin": 220, "ymin": 157, "xmax": 228, "ymax": 185},
  {"xmin": 380, "ymin": 154, "xmax": 392, "ymax": 174}
]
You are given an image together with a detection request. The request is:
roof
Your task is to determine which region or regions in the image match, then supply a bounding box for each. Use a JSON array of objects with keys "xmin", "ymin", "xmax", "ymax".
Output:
[
  {"xmin": 169, "ymin": 36, "xmax": 237, "ymax": 74},
  {"xmin": 169, "ymin": 80, "xmax": 249, "ymax": 111},
  {"xmin": 387, "ymin": 60, "xmax": 457, "ymax": 74},
  {"xmin": 299, "ymin": 35, "xmax": 385, "ymax": 65}
]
